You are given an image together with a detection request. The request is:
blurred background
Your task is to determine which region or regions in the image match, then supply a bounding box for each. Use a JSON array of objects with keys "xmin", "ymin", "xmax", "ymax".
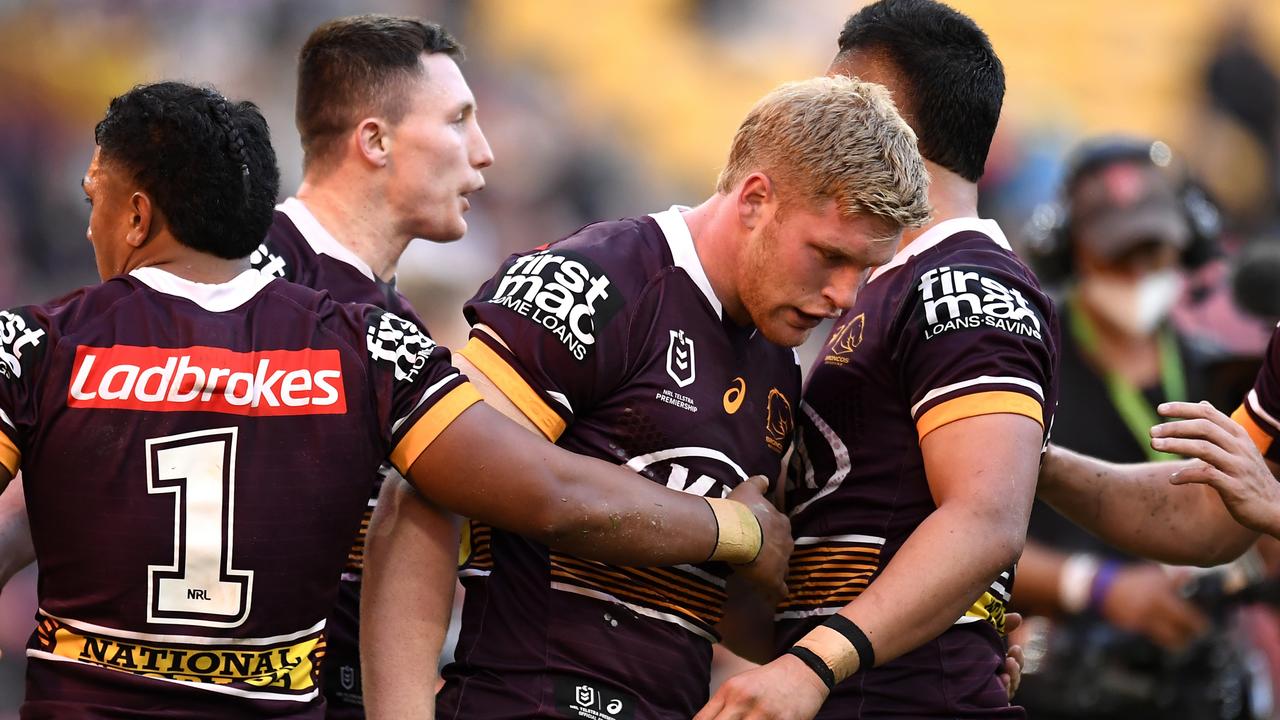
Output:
[{"xmin": 5, "ymin": 0, "xmax": 1280, "ymax": 717}]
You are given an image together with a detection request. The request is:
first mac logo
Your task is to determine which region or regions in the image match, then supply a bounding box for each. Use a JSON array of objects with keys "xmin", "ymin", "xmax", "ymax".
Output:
[
  {"xmin": 0, "ymin": 310, "xmax": 45, "ymax": 380},
  {"xmin": 484, "ymin": 250, "xmax": 624, "ymax": 362}
]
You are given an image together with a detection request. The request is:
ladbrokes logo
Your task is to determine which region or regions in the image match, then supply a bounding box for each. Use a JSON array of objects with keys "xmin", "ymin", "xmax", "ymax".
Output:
[
  {"xmin": 67, "ymin": 345, "xmax": 346, "ymax": 416},
  {"xmin": 484, "ymin": 250, "xmax": 624, "ymax": 362},
  {"xmin": 917, "ymin": 266, "xmax": 1043, "ymax": 342}
]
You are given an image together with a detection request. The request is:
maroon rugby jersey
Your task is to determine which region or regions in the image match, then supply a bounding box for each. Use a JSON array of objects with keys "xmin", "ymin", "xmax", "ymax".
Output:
[
  {"xmin": 1231, "ymin": 324, "xmax": 1280, "ymax": 460},
  {"xmin": 0, "ymin": 267, "xmax": 479, "ymax": 719},
  {"xmin": 250, "ymin": 197, "xmax": 422, "ymax": 717},
  {"xmin": 440, "ymin": 207, "xmax": 802, "ymax": 720},
  {"xmin": 776, "ymin": 219, "xmax": 1058, "ymax": 719}
]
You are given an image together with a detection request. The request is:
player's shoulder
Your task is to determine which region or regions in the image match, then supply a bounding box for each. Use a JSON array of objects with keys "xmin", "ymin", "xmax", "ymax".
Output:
[
  {"xmin": 0, "ymin": 279, "xmax": 138, "ymax": 381},
  {"xmin": 884, "ymin": 219, "xmax": 1046, "ymax": 301},
  {"xmin": 542, "ymin": 213, "xmax": 670, "ymax": 285},
  {"xmin": 883, "ymin": 219, "xmax": 1053, "ymax": 345},
  {"xmin": 250, "ymin": 208, "xmax": 308, "ymax": 282}
]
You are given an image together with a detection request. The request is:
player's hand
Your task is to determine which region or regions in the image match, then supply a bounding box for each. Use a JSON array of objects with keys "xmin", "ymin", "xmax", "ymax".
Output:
[
  {"xmin": 1097, "ymin": 563, "xmax": 1208, "ymax": 651},
  {"xmin": 1000, "ymin": 612, "xmax": 1023, "ymax": 700},
  {"xmin": 694, "ymin": 652, "xmax": 828, "ymax": 720},
  {"xmin": 1154, "ymin": 400, "xmax": 1280, "ymax": 538},
  {"xmin": 725, "ymin": 476, "xmax": 793, "ymax": 603}
]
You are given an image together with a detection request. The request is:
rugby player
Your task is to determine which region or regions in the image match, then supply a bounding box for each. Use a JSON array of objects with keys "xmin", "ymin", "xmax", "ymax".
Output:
[
  {"xmin": 702, "ymin": 1, "xmax": 1057, "ymax": 718},
  {"xmin": 0, "ymin": 81, "xmax": 790, "ymax": 719},
  {"xmin": 253, "ymin": 17, "xmax": 488, "ymax": 717},
  {"xmin": 364, "ymin": 75, "xmax": 932, "ymax": 719}
]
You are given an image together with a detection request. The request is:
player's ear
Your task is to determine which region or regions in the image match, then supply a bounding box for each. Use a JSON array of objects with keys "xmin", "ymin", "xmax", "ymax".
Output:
[
  {"xmin": 355, "ymin": 118, "xmax": 391, "ymax": 168},
  {"xmin": 736, "ymin": 172, "xmax": 776, "ymax": 232},
  {"xmin": 126, "ymin": 191, "xmax": 152, "ymax": 249}
]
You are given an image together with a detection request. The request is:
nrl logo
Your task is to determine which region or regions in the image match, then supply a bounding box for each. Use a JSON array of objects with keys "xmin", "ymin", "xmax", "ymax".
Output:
[{"xmin": 666, "ymin": 329, "xmax": 696, "ymax": 388}]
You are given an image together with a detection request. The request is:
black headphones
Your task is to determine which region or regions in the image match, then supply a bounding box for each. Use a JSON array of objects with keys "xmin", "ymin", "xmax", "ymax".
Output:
[{"xmin": 1024, "ymin": 136, "xmax": 1222, "ymax": 286}]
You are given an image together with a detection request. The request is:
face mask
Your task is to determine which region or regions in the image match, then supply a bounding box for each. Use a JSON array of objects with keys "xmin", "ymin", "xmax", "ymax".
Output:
[{"xmin": 1078, "ymin": 269, "xmax": 1184, "ymax": 338}]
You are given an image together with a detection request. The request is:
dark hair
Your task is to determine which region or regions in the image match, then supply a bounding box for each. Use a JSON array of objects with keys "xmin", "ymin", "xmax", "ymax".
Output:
[
  {"xmin": 94, "ymin": 81, "xmax": 280, "ymax": 260},
  {"xmin": 297, "ymin": 15, "xmax": 462, "ymax": 166},
  {"xmin": 836, "ymin": 0, "xmax": 1004, "ymax": 182}
]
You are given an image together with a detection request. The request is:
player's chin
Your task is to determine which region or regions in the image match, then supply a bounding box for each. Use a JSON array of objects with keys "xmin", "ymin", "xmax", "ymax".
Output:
[
  {"xmin": 420, "ymin": 216, "xmax": 468, "ymax": 243},
  {"xmin": 758, "ymin": 318, "xmax": 812, "ymax": 348}
]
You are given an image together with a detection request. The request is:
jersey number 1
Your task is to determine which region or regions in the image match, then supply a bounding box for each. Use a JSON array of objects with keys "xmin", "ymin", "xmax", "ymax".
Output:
[{"xmin": 146, "ymin": 427, "xmax": 253, "ymax": 628}]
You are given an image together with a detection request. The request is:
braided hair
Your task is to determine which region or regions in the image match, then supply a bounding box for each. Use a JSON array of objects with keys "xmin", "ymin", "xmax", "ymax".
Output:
[{"xmin": 94, "ymin": 81, "xmax": 280, "ymax": 259}]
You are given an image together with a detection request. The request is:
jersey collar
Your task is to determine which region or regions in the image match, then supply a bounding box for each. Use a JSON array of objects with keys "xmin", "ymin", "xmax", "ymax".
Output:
[
  {"xmin": 129, "ymin": 266, "xmax": 274, "ymax": 312},
  {"xmin": 649, "ymin": 205, "xmax": 723, "ymax": 319},
  {"xmin": 867, "ymin": 217, "xmax": 1011, "ymax": 285},
  {"xmin": 277, "ymin": 197, "xmax": 378, "ymax": 282}
]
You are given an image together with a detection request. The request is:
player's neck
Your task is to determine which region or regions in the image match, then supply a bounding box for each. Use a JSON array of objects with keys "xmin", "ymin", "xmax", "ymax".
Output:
[
  {"xmin": 128, "ymin": 246, "xmax": 251, "ymax": 285},
  {"xmin": 898, "ymin": 162, "xmax": 979, "ymax": 251},
  {"xmin": 295, "ymin": 179, "xmax": 407, "ymax": 283},
  {"xmin": 682, "ymin": 197, "xmax": 751, "ymax": 326}
]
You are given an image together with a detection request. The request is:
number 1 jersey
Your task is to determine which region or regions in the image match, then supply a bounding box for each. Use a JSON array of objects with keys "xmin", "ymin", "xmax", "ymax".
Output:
[{"xmin": 0, "ymin": 267, "xmax": 478, "ymax": 718}]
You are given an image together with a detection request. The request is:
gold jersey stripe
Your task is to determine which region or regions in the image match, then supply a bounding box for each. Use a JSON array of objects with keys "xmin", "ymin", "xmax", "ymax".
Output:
[
  {"xmin": 390, "ymin": 383, "xmax": 482, "ymax": 474},
  {"xmin": 777, "ymin": 590, "xmax": 868, "ymax": 610},
  {"xmin": 553, "ymin": 554, "xmax": 726, "ymax": 606},
  {"xmin": 550, "ymin": 564, "xmax": 723, "ymax": 618},
  {"xmin": 550, "ymin": 561, "xmax": 723, "ymax": 620},
  {"xmin": 791, "ymin": 544, "xmax": 881, "ymax": 556},
  {"xmin": 1233, "ymin": 404, "xmax": 1274, "ymax": 455},
  {"xmin": 459, "ymin": 337, "xmax": 566, "ymax": 441},
  {"xmin": 916, "ymin": 390, "xmax": 1043, "ymax": 440},
  {"xmin": 0, "ymin": 433, "xmax": 18, "ymax": 476},
  {"xmin": 551, "ymin": 569, "xmax": 721, "ymax": 625}
]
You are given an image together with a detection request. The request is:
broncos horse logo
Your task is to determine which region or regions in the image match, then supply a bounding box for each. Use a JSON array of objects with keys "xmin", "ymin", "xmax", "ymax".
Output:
[{"xmin": 765, "ymin": 389, "xmax": 794, "ymax": 453}]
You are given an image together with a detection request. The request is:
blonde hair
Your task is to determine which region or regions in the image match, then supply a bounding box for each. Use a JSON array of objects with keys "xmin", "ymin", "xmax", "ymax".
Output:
[{"xmin": 716, "ymin": 75, "xmax": 931, "ymax": 228}]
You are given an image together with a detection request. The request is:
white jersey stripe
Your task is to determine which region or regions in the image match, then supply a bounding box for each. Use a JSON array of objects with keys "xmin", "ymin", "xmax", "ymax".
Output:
[
  {"xmin": 910, "ymin": 375, "xmax": 1044, "ymax": 417},
  {"xmin": 391, "ymin": 372, "xmax": 461, "ymax": 434},
  {"xmin": 1248, "ymin": 388, "xmax": 1280, "ymax": 434},
  {"xmin": 0, "ymin": 407, "xmax": 14, "ymax": 433},
  {"xmin": 549, "ymin": 582, "xmax": 716, "ymax": 642},
  {"xmin": 794, "ymin": 534, "xmax": 885, "ymax": 546},
  {"xmin": 789, "ymin": 403, "xmax": 852, "ymax": 517},
  {"xmin": 37, "ymin": 609, "xmax": 325, "ymax": 647}
]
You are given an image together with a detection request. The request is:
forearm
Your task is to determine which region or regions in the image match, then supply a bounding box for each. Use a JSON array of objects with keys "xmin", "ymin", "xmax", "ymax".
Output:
[
  {"xmin": 717, "ymin": 575, "xmax": 776, "ymax": 663},
  {"xmin": 837, "ymin": 501, "xmax": 1023, "ymax": 666},
  {"xmin": 534, "ymin": 447, "xmax": 723, "ymax": 565},
  {"xmin": 0, "ymin": 479, "xmax": 34, "ymax": 586},
  {"xmin": 1039, "ymin": 445, "xmax": 1256, "ymax": 566},
  {"xmin": 361, "ymin": 475, "xmax": 459, "ymax": 720},
  {"xmin": 407, "ymin": 402, "xmax": 756, "ymax": 568}
]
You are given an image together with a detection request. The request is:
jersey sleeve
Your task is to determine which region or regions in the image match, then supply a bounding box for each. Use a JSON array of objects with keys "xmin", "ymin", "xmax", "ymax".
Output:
[
  {"xmin": 0, "ymin": 307, "xmax": 52, "ymax": 475},
  {"xmin": 1231, "ymin": 325, "xmax": 1280, "ymax": 462},
  {"xmin": 893, "ymin": 261, "xmax": 1058, "ymax": 441},
  {"xmin": 459, "ymin": 246, "xmax": 632, "ymax": 441},
  {"xmin": 361, "ymin": 307, "xmax": 481, "ymax": 475}
]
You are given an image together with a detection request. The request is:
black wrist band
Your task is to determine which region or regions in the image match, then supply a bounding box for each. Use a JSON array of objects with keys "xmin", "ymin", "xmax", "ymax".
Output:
[
  {"xmin": 824, "ymin": 614, "xmax": 875, "ymax": 671},
  {"xmin": 786, "ymin": 646, "xmax": 835, "ymax": 690}
]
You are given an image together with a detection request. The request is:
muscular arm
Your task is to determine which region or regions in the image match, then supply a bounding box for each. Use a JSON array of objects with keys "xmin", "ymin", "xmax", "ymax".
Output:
[
  {"xmin": 696, "ymin": 414, "xmax": 1042, "ymax": 720},
  {"xmin": 834, "ymin": 413, "xmax": 1041, "ymax": 666},
  {"xmin": 361, "ymin": 476, "xmax": 458, "ymax": 720},
  {"xmin": 1037, "ymin": 443, "xmax": 1258, "ymax": 567},
  {"xmin": 362, "ymin": 354, "xmax": 545, "ymax": 720},
  {"xmin": 0, "ymin": 478, "xmax": 34, "ymax": 588}
]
